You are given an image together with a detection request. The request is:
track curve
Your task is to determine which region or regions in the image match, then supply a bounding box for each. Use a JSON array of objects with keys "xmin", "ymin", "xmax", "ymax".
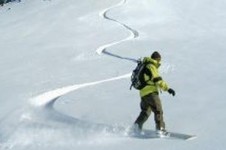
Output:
[
  {"xmin": 96, "ymin": 0, "xmax": 139, "ymax": 63},
  {"xmin": 28, "ymin": 0, "xmax": 138, "ymax": 135}
]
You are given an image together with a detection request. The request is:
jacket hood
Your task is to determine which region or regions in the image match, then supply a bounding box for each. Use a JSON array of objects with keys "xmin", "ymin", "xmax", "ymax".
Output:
[{"xmin": 143, "ymin": 57, "xmax": 161, "ymax": 68}]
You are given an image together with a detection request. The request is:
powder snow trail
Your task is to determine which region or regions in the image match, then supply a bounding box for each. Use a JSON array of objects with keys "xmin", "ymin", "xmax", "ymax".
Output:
[
  {"xmin": 96, "ymin": 0, "xmax": 138, "ymax": 63},
  {"xmin": 27, "ymin": 0, "xmax": 138, "ymax": 136},
  {"xmin": 0, "ymin": 0, "xmax": 140, "ymax": 147},
  {"xmin": 31, "ymin": 73, "xmax": 130, "ymax": 107},
  {"xmin": 30, "ymin": 0, "xmax": 138, "ymax": 112}
]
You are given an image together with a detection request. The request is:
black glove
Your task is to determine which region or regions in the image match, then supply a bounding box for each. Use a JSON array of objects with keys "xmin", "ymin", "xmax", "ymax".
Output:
[{"xmin": 168, "ymin": 88, "xmax": 176, "ymax": 96}]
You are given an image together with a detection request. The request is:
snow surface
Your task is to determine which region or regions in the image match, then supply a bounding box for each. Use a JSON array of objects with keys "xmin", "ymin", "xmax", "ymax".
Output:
[{"xmin": 1, "ymin": 0, "xmax": 226, "ymax": 149}]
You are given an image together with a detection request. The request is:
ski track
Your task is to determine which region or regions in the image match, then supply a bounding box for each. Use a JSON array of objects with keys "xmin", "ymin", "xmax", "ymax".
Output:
[
  {"xmin": 96, "ymin": 0, "xmax": 138, "ymax": 63},
  {"xmin": 30, "ymin": 73, "xmax": 131, "ymax": 107},
  {"xmin": 0, "ymin": 0, "xmax": 144, "ymax": 148},
  {"xmin": 31, "ymin": 0, "xmax": 138, "ymax": 114},
  {"xmin": 26, "ymin": 0, "xmax": 139, "ymax": 140},
  {"xmin": 30, "ymin": 0, "xmax": 139, "ymax": 107}
]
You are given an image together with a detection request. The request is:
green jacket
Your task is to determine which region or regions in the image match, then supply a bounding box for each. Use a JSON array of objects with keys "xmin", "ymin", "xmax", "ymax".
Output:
[{"xmin": 140, "ymin": 57, "xmax": 169, "ymax": 97}]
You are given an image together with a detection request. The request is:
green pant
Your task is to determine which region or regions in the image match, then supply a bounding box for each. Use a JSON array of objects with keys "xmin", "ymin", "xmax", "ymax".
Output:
[{"xmin": 135, "ymin": 93, "xmax": 165, "ymax": 130}]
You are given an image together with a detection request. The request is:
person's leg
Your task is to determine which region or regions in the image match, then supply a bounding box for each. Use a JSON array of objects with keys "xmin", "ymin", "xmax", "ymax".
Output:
[
  {"xmin": 134, "ymin": 96, "xmax": 152, "ymax": 130},
  {"xmin": 149, "ymin": 94, "xmax": 165, "ymax": 130}
]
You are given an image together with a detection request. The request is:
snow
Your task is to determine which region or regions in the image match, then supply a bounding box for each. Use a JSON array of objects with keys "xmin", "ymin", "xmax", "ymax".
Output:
[{"xmin": 1, "ymin": 0, "xmax": 226, "ymax": 150}]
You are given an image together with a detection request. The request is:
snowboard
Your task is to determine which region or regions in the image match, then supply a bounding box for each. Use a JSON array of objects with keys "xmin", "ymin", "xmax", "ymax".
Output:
[{"xmin": 130, "ymin": 129, "xmax": 196, "ymax": 141}]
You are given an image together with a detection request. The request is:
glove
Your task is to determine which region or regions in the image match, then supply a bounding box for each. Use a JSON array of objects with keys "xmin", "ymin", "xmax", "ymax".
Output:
[{"xmin": 168, "ymin": 88, "xmax": 176, "ymax": 96}]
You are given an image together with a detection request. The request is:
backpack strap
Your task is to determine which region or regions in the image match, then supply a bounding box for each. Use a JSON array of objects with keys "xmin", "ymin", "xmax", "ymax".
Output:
[
  {"xmin": 143, "ymin": 62, "xmax": 163, "ymax": 85},
  {"xmin": 153, "ymin": 77, "xmax": 163, "ymax": 83},
  {"xmin": 143, "ymin": 62, "xmax": 153, "ymax": 82}
]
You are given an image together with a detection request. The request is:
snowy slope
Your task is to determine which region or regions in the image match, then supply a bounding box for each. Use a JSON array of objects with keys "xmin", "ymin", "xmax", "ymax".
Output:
[{"xmin": 1, "ymin": 0, "xmax": 226, "ymax": 150}]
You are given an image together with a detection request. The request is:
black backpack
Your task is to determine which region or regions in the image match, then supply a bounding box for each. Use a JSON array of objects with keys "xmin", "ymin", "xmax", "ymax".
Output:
[{"xmin": 130, "ymin": 59, "xmax": 152, "ymax": 90}]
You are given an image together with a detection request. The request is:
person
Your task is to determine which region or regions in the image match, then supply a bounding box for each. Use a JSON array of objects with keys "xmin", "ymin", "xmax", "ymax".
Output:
[{"xmin": 133, "ymin": 51, "xmax": 175, "ymax": 134}]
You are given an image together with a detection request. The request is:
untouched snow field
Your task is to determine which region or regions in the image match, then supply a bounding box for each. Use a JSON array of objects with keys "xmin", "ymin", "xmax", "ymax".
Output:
[{"xmin": 1, "ymin": 0, "xmax": 226, "ymax": 150}]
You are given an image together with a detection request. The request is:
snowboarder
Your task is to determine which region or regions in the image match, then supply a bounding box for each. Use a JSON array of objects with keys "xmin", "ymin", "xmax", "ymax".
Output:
[{"xmin": 133, "ymin": 51, "xmax": 175, "ymax": 134}]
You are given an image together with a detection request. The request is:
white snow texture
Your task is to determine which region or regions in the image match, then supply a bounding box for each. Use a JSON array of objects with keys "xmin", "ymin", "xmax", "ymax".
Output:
[{"xmin": 0, "ymin": 0, "xmax": 226, "ymax": 150}]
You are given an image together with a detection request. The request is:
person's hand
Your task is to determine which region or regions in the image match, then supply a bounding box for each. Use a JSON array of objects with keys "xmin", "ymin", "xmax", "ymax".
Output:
[{"xmin": 168, "ymin": 88, "xmax": 176, "ymax": 96}]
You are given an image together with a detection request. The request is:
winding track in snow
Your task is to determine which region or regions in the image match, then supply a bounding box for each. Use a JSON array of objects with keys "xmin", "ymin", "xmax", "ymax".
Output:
[
  {"xmin": 31, "ymin": 0, "xmax": 138, "ymax": 108},
  {"xmin": 0, "ymin": 1, "xmax": 140, "ymax": 146},
  {"xmin": 96, "ymin": 0, "xmax": 138, "ymax": 63},
  {"xmin": 31, "ymin": 73, "xmax": 131, "ymax": 107},
  {"xmin": 30, "ymin": 0, "xmax": 138, "ymax": 131}
]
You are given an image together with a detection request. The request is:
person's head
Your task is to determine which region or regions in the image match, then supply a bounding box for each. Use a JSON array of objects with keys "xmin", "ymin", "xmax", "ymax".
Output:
[{"xmin": 151, "ymin": 51, "xmax": 161, "ymax": 62}]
